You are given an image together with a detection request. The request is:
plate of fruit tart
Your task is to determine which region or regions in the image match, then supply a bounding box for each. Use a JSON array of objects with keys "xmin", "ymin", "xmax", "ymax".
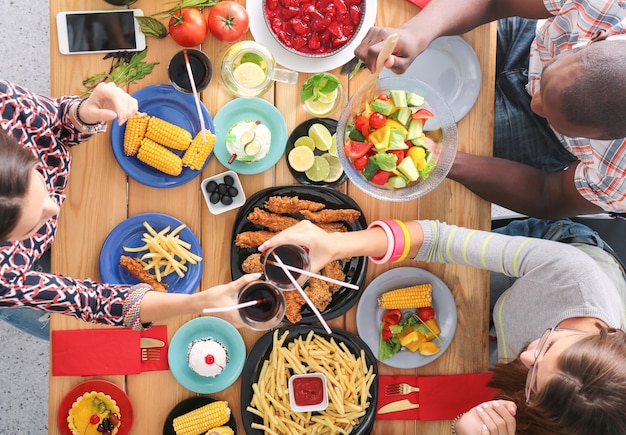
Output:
[
  {"xmin": 57, "ymin": 379, "xmax": 132, "ymax": 435},
  {"xmin": 110, "ymin": 84, "xmax": 214, "ymax": 188},
  {"xmin": 163, "ymin": 396, "xmax": 237, "ymax": 435},
  {"xmin": 356, "ymin": 267, "xmax": 457, "ymax": 368},
  {"xmin": 230, "ymin": 185, "xmax": 368, "ymax": 324}
]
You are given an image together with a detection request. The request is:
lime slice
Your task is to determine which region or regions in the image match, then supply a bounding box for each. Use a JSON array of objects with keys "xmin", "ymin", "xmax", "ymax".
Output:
[
  {"xmin": 233, "ymin": 62, "xmax": 266, "ymax": 88},
  {"xmin": 321, "ymin": 153, "xmax": 343, "ymax": 183},
  {"xmin": 305, "ymin": 155, "xmax": 331, "ymax": 182},
  {"xmin": 304, "ymin": 98, "xmax": 335, "ymax": 117},
  {"xmin": 308, "ymin": 123, "xmax": 332, "ymax": 151},
  {"xmin": 288, "ymin": 146, "xmax": 315, "ymax": 172},
  {"xmin": 329, "ymin": 133, "xmax": 337, "ymax": 156},
  {"xmin": 244, "ymin": 141, "xmax": 262, "ymax": 156},
  {"xmin": 240, "ymin": 128, "xmax": 256, "ymax": 145},
  {"xmin": 317, "ymin": 88, "xmax": 338, "ymax": 104},
  {"xmin": 294, "ymin": 136, "xmax": 316, "ymax": 150}
]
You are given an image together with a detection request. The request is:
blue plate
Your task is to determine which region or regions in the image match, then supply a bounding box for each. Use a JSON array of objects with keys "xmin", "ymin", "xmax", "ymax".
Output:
[
  {"xmin": 99, "ymin": 212, "xmax": 203, "ymax": 295},
  {"xmin": 110, "ymin": 84, "xmax": 214, "ymax": 188},
  {"xmin": 213, "ymin": 98, "xmax": 287, "ymax": 175},
  {"xmin": 168, "ymin": 317, "xmax": 246, "ymax": 394}
]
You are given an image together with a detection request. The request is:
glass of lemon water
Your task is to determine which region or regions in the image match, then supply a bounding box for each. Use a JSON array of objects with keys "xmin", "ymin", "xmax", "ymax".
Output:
[{"xmin": 301, "ymin": 72, "xmax": 345, "ymax": 117}]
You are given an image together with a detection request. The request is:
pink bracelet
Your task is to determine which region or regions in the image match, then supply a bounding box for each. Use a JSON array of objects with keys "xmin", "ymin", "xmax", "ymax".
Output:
[
  {"xmin": 385, "ymin": 219, "xmax": 407, "ymax": 262},
  {"xmin": 367, "ymin": 220, "xmax": 395, "ymax": 264},
  {"xmin": 393, "ymin": 220, "xmax": 412, "ymax": 262}
]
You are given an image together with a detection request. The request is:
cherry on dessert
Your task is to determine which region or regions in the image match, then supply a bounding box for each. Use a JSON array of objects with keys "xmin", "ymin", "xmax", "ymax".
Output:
[
  {"xmin": 90, "ymin": 414, "xmax": 100, "ymax": 425},
  {"xmin": 205, "ymin": 354, "xmax": 215, "ymax": 365}
]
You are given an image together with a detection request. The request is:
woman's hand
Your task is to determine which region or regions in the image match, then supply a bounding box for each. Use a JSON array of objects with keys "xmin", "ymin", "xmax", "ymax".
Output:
[
  {"xmin": 80, "ymin": 82, "xmax": 138, "ymax": 125},
  {"xmin": 456, "ymin": 400, "xmax": 517, "ymax": 435}
]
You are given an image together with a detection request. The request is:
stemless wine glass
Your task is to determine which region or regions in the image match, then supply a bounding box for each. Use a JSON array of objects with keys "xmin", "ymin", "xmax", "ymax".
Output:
[
  {"xmin": 262, "ymin": 244, "xmax": 311, "ymax": 290},
  {"xmin": 238, "ymin": 280, "xmax": 286, "ymax": 330}
]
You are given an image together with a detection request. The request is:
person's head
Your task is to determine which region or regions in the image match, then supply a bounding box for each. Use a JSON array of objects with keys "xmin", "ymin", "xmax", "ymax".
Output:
[
  {"xmin": 530, "ymin": 40, "xmax": 626, "ymax": 140},
  {"xmin": 489, "ymin": 325, "xmax": 626, "ymax": 434},
  {"xmin": 0, "ymin": 129, "xmax": 60, "ymax": 242}
]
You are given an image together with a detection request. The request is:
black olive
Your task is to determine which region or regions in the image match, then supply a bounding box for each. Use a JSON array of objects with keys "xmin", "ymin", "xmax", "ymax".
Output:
[
  {"xmin": 218, "ymin": 183, "xmax": 229, "ymax": 195},
  {"xmin": 221, "ymin": 195, "xmax": 233, "ymax": 206},
  {"xmin": 205, "ymin": 180, "xmax": 218, "ymax": 193},
  {"xmin": 223, "ymin": 175, "xmax": 234, "ymax": 186},
  {"xmin": 228, "ymin": 186, "xmax": 239, "ymax": 197},
  {"xmin": 209, "ymin": 191, "xmax": 221, "ymax": 204}
]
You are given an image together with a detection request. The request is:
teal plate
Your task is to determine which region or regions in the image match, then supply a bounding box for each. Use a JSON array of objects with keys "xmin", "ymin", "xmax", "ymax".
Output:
[
  {"xmin": 168, "ymin": 317, "xmax": 246, "ymax": 394},
  {"xmin": 213, "ymin": 98, "xmax": 288, "ymax": 175}
]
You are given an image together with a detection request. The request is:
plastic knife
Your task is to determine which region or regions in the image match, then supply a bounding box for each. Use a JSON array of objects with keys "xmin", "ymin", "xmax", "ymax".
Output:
[
  {"xmin": 140, "ymin": 337, "xmax": 165, "ymax": 348},
  {"xmin": 377, "ymin": 399, "xmax": 420, "ymax": 414}
]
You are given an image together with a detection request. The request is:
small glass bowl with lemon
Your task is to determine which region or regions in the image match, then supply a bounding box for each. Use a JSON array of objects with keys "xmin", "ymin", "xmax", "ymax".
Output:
[
  {"xmin": 286, "ymin": 118, "xmax": 346, "ymax": 187},
  {"xmin": 301, "ymin": 73, "xmax": 346, "ymax": 118}
]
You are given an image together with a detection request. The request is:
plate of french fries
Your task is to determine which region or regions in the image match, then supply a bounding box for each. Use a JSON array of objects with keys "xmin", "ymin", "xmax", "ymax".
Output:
[
  {"xmin": 99, "ymin": 212, "xmax": 203, "ymax": 294},
  {"xmin": 356, "ymin": 267, "xmax": 457, "ymax": 368},
  {"xmin": 230, "ymin": 185, "xmax": 368, "ymax": 323},
  {"xmin": 241, "ymin": 325, "xmax": 378, "ymax": 435},
  {"xmin": 110, "ymin": 84, "xmax": 215, "ymax": 188}
]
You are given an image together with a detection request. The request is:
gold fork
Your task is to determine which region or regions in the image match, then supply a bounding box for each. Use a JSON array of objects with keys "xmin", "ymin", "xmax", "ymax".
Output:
[
  {"xmin": 141, "ymin": 348, "xmax": 161, "ymax": 361},
  {"xmin": 385, "ymin": 383, "xmax": 420, "ymax": 396}
]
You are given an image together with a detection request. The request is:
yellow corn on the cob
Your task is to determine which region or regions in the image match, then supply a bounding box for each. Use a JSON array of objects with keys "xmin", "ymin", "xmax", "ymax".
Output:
[
  {"xmin": 123, "ymin": 113, "xmax": 149, "ymax": 156},
  {"xmin": 377, "ymin": 283, "xmax": 432, "ymax": 309},
  {"xmin": 137, "ymin": 138, "xmax": 183, "ymax": 176},
  {"xmin": 173, "ymin": 401, "xmax": 231, "ymax": 435},
  {"xmin": 182, "ymin": 130, "xmax": 216, "ymax": 170},
  {"xmin": 145, "ymin": 116, "xmax": 192, "ymax": 151},
  {"xmin": 205, "ymin": 426, "xmax": 234, "ymax": 435}
]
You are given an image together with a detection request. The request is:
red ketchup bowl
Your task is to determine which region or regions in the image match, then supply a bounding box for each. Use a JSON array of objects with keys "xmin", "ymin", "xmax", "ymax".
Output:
[
  {"xmin": 263, "ymin": 0, "xmax": 366, "ymax": 58},
  {"xmin": 288, "ymin": 373, "xmax": 329, "ymax": 412}
]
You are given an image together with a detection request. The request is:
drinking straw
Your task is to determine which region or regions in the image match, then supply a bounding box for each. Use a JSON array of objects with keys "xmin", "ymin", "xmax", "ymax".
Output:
[
  {"xmin": 272, "ymin": 253, "xmax": 332, "ymax": 334},
  {"xmin": 265, "ymin": 260, "xmax": 359, "ymax": 290},
  {"xmin": 202, "ymin": 299, "xmax": 261, "ymax": 314},
  {"xmin": 183, "ymin": 49, "xmax": 207, "ymax": 141}
]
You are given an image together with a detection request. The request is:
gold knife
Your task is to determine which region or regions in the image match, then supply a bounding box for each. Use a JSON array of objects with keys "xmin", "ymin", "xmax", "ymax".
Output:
[
  {"xmin": 140, "ymin": 337, "xmax": 165, "ymax": 348},
  {"xmin": 377, "ymin": 399, "xmax": 420, "ymax": 414}
]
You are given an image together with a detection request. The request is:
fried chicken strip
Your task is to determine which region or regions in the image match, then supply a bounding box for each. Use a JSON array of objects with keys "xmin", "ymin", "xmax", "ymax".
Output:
[
  {"xmin": 304, "ymin": 277, "xmax": 333, "ymax": 312},
  {"xmin": 322, "ymin": 260, "xmax": 346, "ymax": 293},
  {"xmin": 300, "ymin": 208, "xmax": 362, "ymax": 223},
  {"xmin": 247, "ymin": 208, "xmax": 300, "ymax": 231},
  {"xmin": 120, "ymin": 255, "xmax": 168, "ymax": 292},
  {"xmin": 235, "ymin": 230, "xmax": 277, "ymax": 248},
  {"xmin": 241, "ymin": 253, "xmax": 263, "ymax": 274},
  {"xmin": 284, "ymin": 290, "xmax": 306, "ymax": 323},
  {"xmin": 264, "ymin": 196, "xmax": 325, "ymax": 214}
]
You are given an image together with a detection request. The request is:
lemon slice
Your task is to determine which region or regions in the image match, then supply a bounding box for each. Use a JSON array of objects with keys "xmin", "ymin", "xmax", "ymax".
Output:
[
  {"xmin": 308, "ymin": 123, "xmax": 332, "ymax": 151},
  {"xmin": 329, "ymin": 133, "xmax": 337, "ymax": 156},
  {"xmin": 233, "ymin": 62, "xmax": 266, "ymax": 88},
  {"xmin": 245, "ymin": 141, "xmax": 262, "ymax": 156},
  {"xmin": 288, "ymin": 146, "xmax": 315, "ymax": 172},
  {"xmin": 317, "ymin": 88, "xmax": 338, "ymax": 104},
  {"xmin": 294, "ymin": 136, "xmax": 316, "ymax": 150},
  {"xmin": 305, "ymin": 155, "xmax": 331, "ymax": 182},
  {"xmin": 240, "ymin": 128, "xmax": 256, "ymax": 145},
  {"xmin": 304, "ymin": 98, "xmax": 335, "ymax": 117},
  {"xmin": 321, "ymin": 153, "xmax": 343, "ymax": 183}
]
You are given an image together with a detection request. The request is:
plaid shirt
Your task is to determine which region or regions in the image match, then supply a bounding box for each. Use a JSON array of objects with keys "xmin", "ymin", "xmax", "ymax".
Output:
[
  {"xmin": 0, "ymin": 81, "xmax": 137, "ymax": 326},
  {"xmin": 527, "ymin": 0, "xmax": 626, "ymax": 211}
]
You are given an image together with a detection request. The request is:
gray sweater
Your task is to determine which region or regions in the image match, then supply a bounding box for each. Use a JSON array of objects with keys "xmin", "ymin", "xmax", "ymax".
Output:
[{"xmin": 415, "ymin": 220, "xmax": 626, "ymax": 362}]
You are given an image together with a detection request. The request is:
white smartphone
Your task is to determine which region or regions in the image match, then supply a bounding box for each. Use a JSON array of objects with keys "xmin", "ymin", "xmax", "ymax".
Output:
[{"xmin": 56, "ymin": 9, "xmax": 147, "ymax": 55}]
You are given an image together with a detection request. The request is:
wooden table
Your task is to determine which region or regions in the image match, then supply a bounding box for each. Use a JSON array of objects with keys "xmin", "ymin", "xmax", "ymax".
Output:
[{"xmin": 48, "ymin": 1, "xmax": 495, "ymax": 433}]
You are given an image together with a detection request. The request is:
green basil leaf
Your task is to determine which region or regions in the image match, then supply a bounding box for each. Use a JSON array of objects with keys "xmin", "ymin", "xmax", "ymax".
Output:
[{"xmin": 136, "ymin": 16, "xmax": 168, "ymax": 39}]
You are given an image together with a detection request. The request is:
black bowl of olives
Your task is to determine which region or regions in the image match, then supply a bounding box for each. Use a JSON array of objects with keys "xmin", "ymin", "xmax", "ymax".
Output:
[{"xmin": 201, "ymin": 170, "xmax": 246, "ymax": 215}]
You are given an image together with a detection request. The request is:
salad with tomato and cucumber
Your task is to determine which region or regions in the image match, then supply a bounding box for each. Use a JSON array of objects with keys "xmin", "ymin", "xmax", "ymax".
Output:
[
  {"xmin": 344, "ymin": 90, "xmax": 436, "ymax": 189},
  {"xmin": 379, "ymin": 306, "xmax": 442, "ymax": 361}
]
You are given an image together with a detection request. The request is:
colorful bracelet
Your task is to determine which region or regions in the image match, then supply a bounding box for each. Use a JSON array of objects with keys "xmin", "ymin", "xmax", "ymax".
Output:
[
  {"xmin": 451, "ymin": 412, "xmax": 464, "ymax": 434},
  {"xmin": 385, "ymin": 219, "xmax": 407, "ymax": 262},
  {"xmin": 122, "ymin": 284, "xmax": 153, "ymax": 331},
  {"xmin": 394, "ymin": 220, "xmax": 412, "ymax": 262},
  {"xmin": 367, "ymin": 220, "xmax": 395, "ymax": 264}
]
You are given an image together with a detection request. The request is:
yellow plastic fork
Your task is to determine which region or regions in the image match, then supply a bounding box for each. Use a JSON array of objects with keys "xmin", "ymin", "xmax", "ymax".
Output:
[
  {"xmin": 141, "ymin": 348, "xmax": 161, "ymax": 361},
  {"xmin": 384, "ymin": 383, "xmax": 420, "ymax": 396}
]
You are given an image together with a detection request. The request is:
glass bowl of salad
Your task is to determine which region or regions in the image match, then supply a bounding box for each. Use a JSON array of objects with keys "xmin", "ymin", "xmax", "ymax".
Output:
[{"xmin": 336, "ymin": 76, "xmax": 457, "ymax": 201}]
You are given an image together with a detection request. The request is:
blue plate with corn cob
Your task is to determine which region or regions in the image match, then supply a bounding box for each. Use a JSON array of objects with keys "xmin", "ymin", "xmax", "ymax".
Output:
[
  {"xmin": 356, "ymin": 267, "xmax": 457, "ymax": 368},
  {"xmin": 110, "ymin": 84, "xmax": 214, "ymax": 188}
]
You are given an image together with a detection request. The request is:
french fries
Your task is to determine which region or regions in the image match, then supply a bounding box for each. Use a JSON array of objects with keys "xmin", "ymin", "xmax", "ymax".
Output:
[
  {"xmin": 122, "ymin": 221, "xmax": 202, "ymax": 282},
  {"xmin": 247, "ymin": 330, "xmax": 376, "ymax": 434}
]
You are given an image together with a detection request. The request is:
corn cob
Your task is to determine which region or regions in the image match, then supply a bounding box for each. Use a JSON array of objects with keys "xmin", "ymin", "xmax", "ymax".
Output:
[
  {"xmin": 145, "ymin": 116, "xmax": 192, "ymax": 151},
  {"xmin": 172, "ymin": 400, "xmax": 231, "ymax": 435},
  {"xmin": 205, "ymin": 427, "xmax": 234, "ymax": 435},
  {"xmin": 182, "ymin": 130, "xmax": 216, "ymax": 170},
  {"xmin": 377, "ymin": 283, "xmax": 432, "ymax": 309},
  {"xmin": 123, "ymin": 113, "xmax": 150, "ymax": 156},
  {"xmin": 137, "ymin": 138, "xmax": 183, "ymax": 176}
]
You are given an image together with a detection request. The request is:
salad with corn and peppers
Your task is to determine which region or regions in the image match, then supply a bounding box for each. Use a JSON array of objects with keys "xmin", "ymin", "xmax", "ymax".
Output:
[{"xmin": 378, "ymin": 307, "xmax": 442, "ymax": 360}]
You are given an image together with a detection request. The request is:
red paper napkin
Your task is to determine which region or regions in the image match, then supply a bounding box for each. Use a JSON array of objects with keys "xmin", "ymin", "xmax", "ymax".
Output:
[
  {"xmin": 376, "ymin": 373, "xmax": 498, "ymax": 421},
  {"xmin": 406, "ymin": 0, "xmax": 431, "ymax": 9},
  {"xmin": 52, "ymin": 325, "xmax": 169, "ymax": 376}
]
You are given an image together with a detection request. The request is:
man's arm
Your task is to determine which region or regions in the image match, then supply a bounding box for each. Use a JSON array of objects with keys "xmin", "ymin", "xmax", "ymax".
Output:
[{"xmin": 447, "ymin": 152, "xmax": 605, "ymax": 218}]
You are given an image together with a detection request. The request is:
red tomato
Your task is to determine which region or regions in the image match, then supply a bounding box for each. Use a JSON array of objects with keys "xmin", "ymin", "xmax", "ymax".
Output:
[
  {"xmin": 354, "ymin": 115, "xmax": 368, "ymax": 131},
  {"xmin": 208, "ymin": 1, "xmax": 249, "ymax": 43},
  {"xmin": 370, "ymin": 170, "xmax": 392, "ymax": 185},
  {"xmin": 377, "ymin": 93, "xmax": 390, "ymax": 101},
  {"xmin": 369, "ymin": 112, "xmax": 387, "ymax": 129},
  {"xmin": 344, "ymin": 140, "xmax": 373, "ymax": 159},
  {"xmin": 417, "ymin": 306, "xmax": 435, "ymax": 321},
  {"xmin": 381, "ymin": 323, "xmax": 393, "ymax": 341},
  {"xmin": 169, "ymin": 8, "xmax": 208, "ymax": 47},
  {"xmin": 352, "ymin": 154, "xmax": 370, "ymax": 171},
  {"xmin": 411, "ymin": 108, "xmax": 434, "ymax": 120},
  {"xmin": 381, "ymin": 309, "xmax": 402, "ymax": 325}
]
